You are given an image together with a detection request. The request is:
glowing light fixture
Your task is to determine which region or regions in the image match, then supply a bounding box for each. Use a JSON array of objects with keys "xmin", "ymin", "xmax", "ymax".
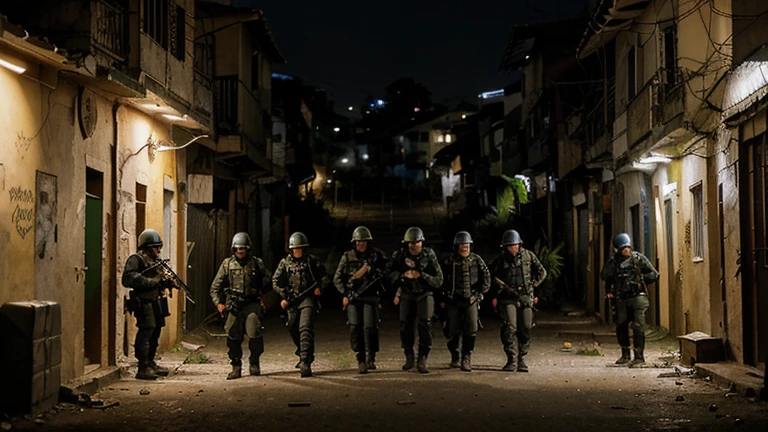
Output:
[
  {"xmin": 162, "ymin": 114, "xmax": 186, "ymax": 122},
  {"xmin": 348, "ymin": 106, "xmax": 354, "ymax": 111},
  {"xmin": 333, "ymin": 127, "xmax": 341, "ymax": 132},
  {"xmin": 0, "ymin": 58, "xmax": 25, "ymax": 74},
  {"xmin": 362, "ymin": 154, "xmax": 369, "ymax": 160},
  {"xmin": 638, "ymin": 155, "xmax": 672, "ymax": 164},
  {"xmin": 341, "ymin": 158, "xmax": 349, "ymax": 164}
]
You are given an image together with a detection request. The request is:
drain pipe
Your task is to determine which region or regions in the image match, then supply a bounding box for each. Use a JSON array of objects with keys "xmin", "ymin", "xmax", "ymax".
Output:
[{"xmin": 110, "ymin": 102, "xmax": 120, "ymax": 365}]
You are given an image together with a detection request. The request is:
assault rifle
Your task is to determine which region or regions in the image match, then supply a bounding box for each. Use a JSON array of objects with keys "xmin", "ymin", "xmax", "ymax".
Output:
[
  {"xmin": 346, "ymin": 272, "xmax": 385, "ymax": 302},
  {"xmin": 142, "ymin": 259, "xmax": 195, "ymax": 305},
  {"xmin": 284, "ymin": 280, "xmax": 320, "ymax": 310}
]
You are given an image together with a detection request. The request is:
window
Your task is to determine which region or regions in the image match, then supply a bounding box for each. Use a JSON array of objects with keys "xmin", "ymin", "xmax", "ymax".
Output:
[
  {"xmin": 143, "ymin": 0, "xmax": 168, "ymax": 49},
  {"xmin": 662, "ymin": 26, "xmax": 678, "ymax": 86},
  {"xmin": 136, "ymin": 183, "xmax": 147, "ymax": 236},
  {"xmin": 627, "ymin": 45, "xmax": 637, "ymax": 100},
  {"xmin": 691, "ymin": 183, "xmax": 704, "ymax": 260},
  {"xmin": 170, "ymin": 3, "xmax": 185, "ymax": 61},
  {"xmin": 143, "ymin": 0, "xmax": 185, "ymax": 61}
]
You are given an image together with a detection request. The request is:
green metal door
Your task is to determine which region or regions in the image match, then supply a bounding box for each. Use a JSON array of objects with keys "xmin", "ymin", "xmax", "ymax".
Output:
[{"xmin": 84, "ymin": 194, "xmax": 102, "ymax": 366}]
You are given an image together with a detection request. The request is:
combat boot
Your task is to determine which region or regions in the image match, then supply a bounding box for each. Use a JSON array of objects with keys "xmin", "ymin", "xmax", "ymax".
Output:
[
  {"xmin": 366, "ymin": 352, "xmax": 377, "ymax": 370},
  {"xmin": 502, "ymin": 357, "xmax": 517, "ymax": 372},
  {"xmin": 417, "ymin": 355, "xmax": 429, "ymax": 374},
  {"xmin": 629, "ymin": 349, "xmax": 646, "ymax": 368},
  {"xmin": 449, "ymin": 351, "xmax": 460, "ymax": 368},
  {"xmin": 460, "ymin": 354, "xmax": 472, "ymax": 372},
  {"xmin": 402, "ymin": 353, "xmax": 415, "ymax": 371},
  {"xmin": 300, "ymin": 362, "xmax": 313, "ymax": 378},
  {"xmin": 249, "ymin": 362, "xmax": 261, "ymax": 376},
  {"xmin": 517, "ymin": 357, "xmax": 529, "ymax": 372},
  {"xmin": 615, "ymin": 347, "xmax": 631, "ymax": 365},
  {"xmin": 227, "ymin": 365, "xmax": 242, "ymax": 380},
  {"xmin": 358, "ymin": 361, "xmax": 368, "ymax": 374},
  {"xmin": 149, "ymin": 361, "xmax": 169, "ymax": 377},
  {"xmin": 136, "ymin": 365, "xmax": 158, "ymax": 380}
]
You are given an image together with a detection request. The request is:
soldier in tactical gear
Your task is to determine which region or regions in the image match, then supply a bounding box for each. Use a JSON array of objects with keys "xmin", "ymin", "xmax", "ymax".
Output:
[
  {"xmin": 210, "ymin": 232, "xmax": 271, "ymax": 379},
  {"xmin": 488, "ymin": 230, "xmax": 547, "ymax": 372},
  {"xmin": 440, "ymin": 231, "xmax": 490, "ymax": 372},
  {"xmin": 333, "ymin": 226, "xmax": 388, "ymax": 374},
  {"xmin": 388, "ymin": 227, "xmax": 444, "ymax": 374},
  {"xmin": 122, "ymin": 229, "xmax": 174, "ymax": 380},
  {"xmin": 600, "ymin": 233, "xmax": 659, "ymax": 367},
  {"xmin": 273, "ymin": 232, "xmax": 329, "ymax": 377}
]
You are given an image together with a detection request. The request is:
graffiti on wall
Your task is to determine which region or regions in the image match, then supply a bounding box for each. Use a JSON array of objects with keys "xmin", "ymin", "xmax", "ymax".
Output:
[
  {"xmin": 9, "ymin": 186, "xmax": 34, "ymax": 239},
  {"xmin": 35, "ymin": 172, "xmax": 57, "ymax": 259}
]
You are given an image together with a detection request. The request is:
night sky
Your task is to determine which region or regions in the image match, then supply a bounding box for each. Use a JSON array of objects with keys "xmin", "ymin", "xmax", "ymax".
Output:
[{"xmin": 235, "ymin": 1, "xmax": 591, "ymax": 113}]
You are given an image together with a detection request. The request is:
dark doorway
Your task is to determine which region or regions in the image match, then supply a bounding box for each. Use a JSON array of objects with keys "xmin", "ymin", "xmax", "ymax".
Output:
[{"xmin": 85, "ymin": 168, "xmax": 104, "ymax": 369}]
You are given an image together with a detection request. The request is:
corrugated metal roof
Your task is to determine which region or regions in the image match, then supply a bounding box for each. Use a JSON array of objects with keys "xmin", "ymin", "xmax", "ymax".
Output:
[{"xmin": 722, "ymin": 45, "xmax": 768, "ymax": 119}]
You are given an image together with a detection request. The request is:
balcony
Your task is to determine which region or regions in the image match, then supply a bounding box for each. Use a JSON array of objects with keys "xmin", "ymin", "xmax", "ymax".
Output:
[
  {"xmin": 627, "ymin": 79, "xmax": 654, "ymax": 149},
  {"xmin": 214, "ymin": 75, "xmax": 271, "ymax": 175},
  {"xmin": 91, "ymin": 0, "xmax": 128, "ymax": 62}
]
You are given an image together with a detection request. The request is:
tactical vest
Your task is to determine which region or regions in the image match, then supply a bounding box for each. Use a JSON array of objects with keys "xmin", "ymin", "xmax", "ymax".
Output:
[
  {"xmin": 500, "ymin": 250, "xmax": 534, "ymax": 296},
  {"xmin": 446, "ymin": 254, "xmax": 480, "ymax": 298},
  {"xmin": 398, "ymin": 248, "xmax": 435, "ymax": 296},
  {"xmin": 611, "ymin": 252, "xmax": 646, "ymax": 299},
  {"xmin": 284, "ymin": 256, "xmax": 316, "ymax": 294},
  {"xmin": 223, "ymin": 256, "xmax": 265, "ymax": 299}
]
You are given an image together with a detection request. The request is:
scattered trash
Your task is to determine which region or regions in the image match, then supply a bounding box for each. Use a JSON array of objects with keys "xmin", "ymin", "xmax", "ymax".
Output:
[
  {"xmin": 139, "ymin": 389, "xmax": 151, "ymax": 396},
  {"xmin": 397, "ymin": 400, "xmax": 416, "ymax": 406},
  {"xmin": 579, "ymin": 342, "xmax": 604, "ymax": 356},
  {"xmin": 180, "ymin": 341, "xmax": 206, "ymax": 353},
  {"xmin": 563, "ymin": 342, "xmax": 573, "ymax": 350},
  {"xmin": 674, "ymin": 365, "xmax": 695, "ymax": 375},
  {"xmin": 725, "ymin": 392, "xmax": 739, "ymax": 398},
  {"xmin": 709, "ymin": 404, "xmax": 719, "ymax": 412},
  {"xmin": 704, "ymin": 376, "xmax": 712, "ymax": 382},
  {"xmin": 675, "ymin": 381, "xmax": 684, "ymax": 386},
  {"xmin": 287, "ymin": 402, "xmax": 311, "ymax": 408},
  {"xmin": 610, "ymin": 406, "xmax": 628, "ymax": 410},
  {"xmin": 734, "ymin": 418, "xmax": 745, "ymax": 426},
  {"xmin": 184, "ymin": 352, "xmax": 210, "ymax": 364},
  {"xmin": 1, "ymin": 422, "xmax": 11, "ymax": 431},
  {"xmin": 658, "ymin": 372, "xmax": 679, "ymax": 378},
  {"xmin": 675, "ymin": 395, "xmax": 685, "ymax": 402}
]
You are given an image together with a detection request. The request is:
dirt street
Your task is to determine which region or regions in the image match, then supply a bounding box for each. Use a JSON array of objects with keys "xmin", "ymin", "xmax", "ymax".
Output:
[{"xmin": 6, "ymin": 308, "xmax": 768, "ymax": 432}]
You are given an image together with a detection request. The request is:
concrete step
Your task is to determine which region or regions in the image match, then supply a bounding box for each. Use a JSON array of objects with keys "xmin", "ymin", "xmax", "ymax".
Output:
[{"xmin": 695, "ymin": 362, "xmax": 765, "ymax": 398}]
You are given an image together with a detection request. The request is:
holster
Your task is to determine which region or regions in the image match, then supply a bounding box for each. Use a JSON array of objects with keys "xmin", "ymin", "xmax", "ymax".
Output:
[
  {"xmin": 159, "ymin": 296, "xmax": 171, "ymax": 317},
  {"xmin": 125, "ymin": 291, "xmax": 141, "ymax": 315}
]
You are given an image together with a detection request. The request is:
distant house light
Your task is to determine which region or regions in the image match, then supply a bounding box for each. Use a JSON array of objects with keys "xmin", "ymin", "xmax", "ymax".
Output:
[
  {"xmin": 438, "ymin": 135, "xmax": 445, "ymax": 143},
  {"xmin": 414, "ymin": 107, "xmax": 420, "ymax": 112},
  {"xmin": 376, "ymin": 99, "xmax": 385, "ymax": 107},
  {"xmin": 271, "ymin": 72, "xmax": 294, "ymax": 80},
  {"xmin": 479, "ymin": 89, "xmax": 505, "ymax": 99},
  {"xmin": 445, "ymin": 134, "xmax": 453, "ymax": 143},
  {"xmin": 525, "ymin": 55, "xmax": 530, "ymax": 60},
  {"xmin": 333, "ymin": 127, "xmax": 341, "ymax": 132},
  {"xmin": 348, "ymin": 106, "xmax": 354, "ymax": 111},
  {"xmin": 341, "ymin": 158, "xmax": 349, "ymax": 164},
  {"xmin": 369, "ymin": 103, "xmax": 375, "ymax": 108},
  {"xmin": 362, "ymin": 154, "xmax": 369, "ymax": 160},
  {"xmin": 327, "ymin": 179, "xmax": 332, "ymax": 184},
  {"xmin": 461, "ymin": 114, "xmax": 467, "ymax": 119}
]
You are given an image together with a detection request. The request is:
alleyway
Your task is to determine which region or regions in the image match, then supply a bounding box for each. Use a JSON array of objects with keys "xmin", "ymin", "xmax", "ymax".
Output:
[
  {"xmin": 7, "ymin": 199, "xmax": 768, "ymax": 432},
  {"xmin": 8, "ymin": 311, "xmax": 768, "ymax": 432}
]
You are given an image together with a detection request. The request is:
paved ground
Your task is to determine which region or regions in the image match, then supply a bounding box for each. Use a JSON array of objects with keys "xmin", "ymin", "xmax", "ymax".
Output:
[{"xmin": 6, "ymin": 308, "xmax": 768, "ymax": 432}]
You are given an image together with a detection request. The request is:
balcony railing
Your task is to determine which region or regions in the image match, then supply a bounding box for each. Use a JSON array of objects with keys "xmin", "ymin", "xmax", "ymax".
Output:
[{"xmin": 92, "ymin": 0, "xmax": 128, "ymax": 61}]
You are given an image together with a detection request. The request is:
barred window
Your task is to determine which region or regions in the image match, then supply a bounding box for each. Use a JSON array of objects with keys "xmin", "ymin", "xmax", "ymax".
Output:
[{"xmin": 142, "ymin": 0, "xmax": 168, "ymax": 49}]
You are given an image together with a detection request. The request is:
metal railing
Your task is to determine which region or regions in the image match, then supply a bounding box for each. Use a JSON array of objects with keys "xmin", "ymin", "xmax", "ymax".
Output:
[
  {"xmin": 92, "ymin": 0, "xmax": 128, "ymax": 61},
  {"xmin": 215, "ymin": 76, "xmax": 239, "ymax": 134}
]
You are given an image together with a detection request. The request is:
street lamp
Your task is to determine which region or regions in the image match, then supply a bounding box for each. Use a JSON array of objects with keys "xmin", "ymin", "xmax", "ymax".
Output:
[{"xmin": 341, "ymin": 158, "xmax": 349, "ymax": 164}]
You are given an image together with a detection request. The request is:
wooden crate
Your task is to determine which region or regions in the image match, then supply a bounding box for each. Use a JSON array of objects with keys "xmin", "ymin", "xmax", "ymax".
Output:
[{"xmin": 677, "ymin": 331, "xmax": 724, "ymax": 366}]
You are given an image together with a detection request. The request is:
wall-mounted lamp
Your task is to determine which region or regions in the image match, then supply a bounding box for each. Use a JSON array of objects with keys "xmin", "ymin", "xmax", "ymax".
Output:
[
  {"xmin": 637, "ymin": 155, "xmax": 672, "ymax": 164},
  {"xmin": 156, "ymin": 135, "xmax": 210, "ymax": 152},
  {"xmin": 0, "ymin": 58, "xmax": 25, "ymax": 74},
  {"xmin": 162, "ymin": 113, "xmax": 187, "ymax": 122}
]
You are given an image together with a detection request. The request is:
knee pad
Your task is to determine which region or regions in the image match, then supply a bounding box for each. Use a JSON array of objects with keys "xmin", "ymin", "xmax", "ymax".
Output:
[{"xmin": 245, "ymin": 313, "xmax": 262, "ymax": 338}]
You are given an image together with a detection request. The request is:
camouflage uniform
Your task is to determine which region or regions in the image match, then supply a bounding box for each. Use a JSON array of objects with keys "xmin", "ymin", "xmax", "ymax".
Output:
[
  {"xmin": 388, "ymin": 246, "xmax": 443, "ymax": 369},
  {"xmin": 334, "ymin": 247, "xmax": 387, "ymax": 369},
  {"xmin": 272, "ymin": 253, "xmax": 329, "ymax": 367},
  {"xmin": 123, "ymin": 251, "xmax": 171, "ymax": 378},
  {"xmin": 489, "ymin": 248, "xmax": 546, "ymax": 370},
  {"xmin": 210, "ymin": 255, "xmax": 271, "ymax": 371},
  {"xmin": 600, "ymin": 250, "xmax": 659, "ymax": 364},
  {"xmin": 440, "ymin": 252, "xmax": 490, "ymax": 369}
]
